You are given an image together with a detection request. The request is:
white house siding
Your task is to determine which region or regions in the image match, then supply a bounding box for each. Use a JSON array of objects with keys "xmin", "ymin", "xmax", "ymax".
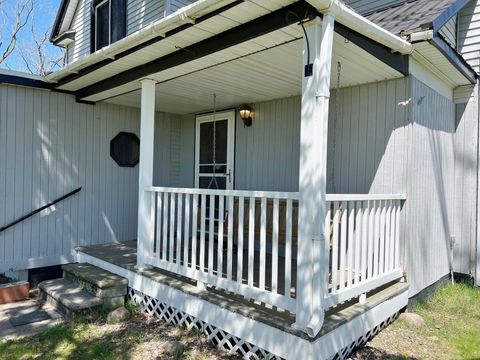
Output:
[
  {"xmin": 66, "ymin": 0, "xmax": 167, "ymax": 64},
  {"xmin": 174, "ymin": 78, "xmax": 410, "ymax": 195},
  {"xmin": 67, "ymin": 0, "xmax": 91, "ymax": 64},
  {"xmin": 453, "ymin": 87, "xmax": 478, "ymax": 277},
  {"xmin": 169, "ymin": 0, "xmax": 197, "ymax": 14},
  {"xmin": 459, "ymin": 0, "xmax": 480, "ymax": 72},
  {"xmin": 127, "ymin": 0, "xmax": 165, "ymax": 35},
  {"xmin": 405, "ymin": 77, "xmax": 456, "ymax": 296},
  {"xmin": 439, "ymin": 15, "xmax": 458, "ymax": 49},
  {"xmin": 0, "ymin": 84, "xmax": 181, "ymax": 273}
]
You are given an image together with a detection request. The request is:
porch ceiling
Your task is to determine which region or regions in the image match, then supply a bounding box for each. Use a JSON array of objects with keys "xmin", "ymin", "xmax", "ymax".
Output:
[{"xmin": 98, "ymin": 27, "xmax": 403, "ymax": 114}]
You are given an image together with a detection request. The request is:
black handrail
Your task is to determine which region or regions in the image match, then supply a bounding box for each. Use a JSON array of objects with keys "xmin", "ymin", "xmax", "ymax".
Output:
[{"xmin": 0, "ymin": 187, "xmax": 82, "ymax": 233}]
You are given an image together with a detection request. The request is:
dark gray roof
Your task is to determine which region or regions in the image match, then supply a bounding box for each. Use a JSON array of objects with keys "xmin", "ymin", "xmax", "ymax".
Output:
[{"xmin": 363, "ymin": 0, "xmax": 459, "ymax": 35}]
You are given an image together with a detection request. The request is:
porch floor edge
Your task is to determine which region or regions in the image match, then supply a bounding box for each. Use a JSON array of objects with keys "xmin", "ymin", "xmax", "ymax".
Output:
[{"xmin": 75, "ymin": 242, "xmax": 409, "ymax": 359}]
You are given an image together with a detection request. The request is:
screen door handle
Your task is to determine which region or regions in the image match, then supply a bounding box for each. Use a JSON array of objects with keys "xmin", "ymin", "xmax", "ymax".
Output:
[{"xmin": 226, "ymin": 169, "xmax": 232, "ymax": 183}]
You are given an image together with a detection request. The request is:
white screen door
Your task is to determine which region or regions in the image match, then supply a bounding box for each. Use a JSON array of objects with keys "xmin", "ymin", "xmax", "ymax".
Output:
[{"xmin": 195, "ymin": 110, "xmax": 235, "ymax": 190}]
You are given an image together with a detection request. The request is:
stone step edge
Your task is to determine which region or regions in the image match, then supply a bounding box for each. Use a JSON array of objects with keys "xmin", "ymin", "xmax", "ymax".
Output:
[{"xmin": 61, "ymin": 263, "xmax": 128, "ymax": 290}]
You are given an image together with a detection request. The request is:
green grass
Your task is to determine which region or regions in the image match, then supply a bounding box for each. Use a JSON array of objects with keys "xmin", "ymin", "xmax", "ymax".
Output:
[
  {"xmin": 0, "ymin": 304, "xmax": 237, "ymax": 360},
  {"xmin": 413, "ymin": 283, "xmax": 480, "ymax": 359}
]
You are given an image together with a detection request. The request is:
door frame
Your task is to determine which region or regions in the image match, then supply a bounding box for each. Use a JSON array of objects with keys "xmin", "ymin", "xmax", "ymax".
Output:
[{"xmin": 194, "ymin": 110, "xmax": 236, "ymax": 190}]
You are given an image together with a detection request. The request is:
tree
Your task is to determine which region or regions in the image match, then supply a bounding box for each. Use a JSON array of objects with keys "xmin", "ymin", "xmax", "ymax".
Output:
[
  {"xmin": 0, "ymin": 0, "xmax": 64, "ymax": 75},
  {"xmin": 0, "ymin": 0, "xmax": 33, "ymax": 65}
]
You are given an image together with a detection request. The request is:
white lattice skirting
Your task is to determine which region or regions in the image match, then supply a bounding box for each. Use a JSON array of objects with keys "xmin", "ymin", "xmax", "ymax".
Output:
[{"xmin": 127, "ymin": 287, "xmax": 400, "ymax": 360}]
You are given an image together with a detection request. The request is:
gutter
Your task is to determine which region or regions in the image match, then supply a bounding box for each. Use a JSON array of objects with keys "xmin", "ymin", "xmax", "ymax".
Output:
[
  {"xmin": 409, "ymin": 30, "xmax": 478, "ymax": 84},
  {"xmin": 305, "ymin": 0, "xmax": 413, "ymax": 54},
  {"xmin": 46, "ymin": 0, "xmax": 237, "ymax": 83}
]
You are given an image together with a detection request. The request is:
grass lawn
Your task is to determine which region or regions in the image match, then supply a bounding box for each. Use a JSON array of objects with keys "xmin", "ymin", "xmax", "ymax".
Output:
[
  {"xmin": 351, "ymin": 282, "xmax": 480, "ymax": 359},
  {"xmin": 0, "ymin": 283, "xmax": 478, "ymax": 359},
  {"xmin": 0, "ymin": 304, "xmax": 238, "ymax": 360}
]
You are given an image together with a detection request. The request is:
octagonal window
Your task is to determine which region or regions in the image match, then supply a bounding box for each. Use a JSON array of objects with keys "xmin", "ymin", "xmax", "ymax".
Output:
[{"xmin": 110, "ymin": 132, "xmax": 140, "ymax": 167}]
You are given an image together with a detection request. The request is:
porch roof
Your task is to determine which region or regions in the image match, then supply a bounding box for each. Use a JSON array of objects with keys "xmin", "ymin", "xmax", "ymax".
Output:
[{"xmin": 45, "ymin": 0, "xmax": 474, "ymax": 110}]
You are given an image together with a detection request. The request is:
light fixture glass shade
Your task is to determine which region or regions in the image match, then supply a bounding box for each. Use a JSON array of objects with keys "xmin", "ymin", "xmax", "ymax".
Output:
[{"xmin": 239, "ymin": 105, "xmax": 252, "ymax": 119}]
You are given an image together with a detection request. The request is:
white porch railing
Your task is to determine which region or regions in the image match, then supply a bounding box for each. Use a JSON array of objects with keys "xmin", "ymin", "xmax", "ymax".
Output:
[
  {"xmin": 324, "ymin": 194, "xmax": 405, "ymax": 309},
  {"xmin": 142, "ymin": 187, "xmax": 405, "ymax": 315},
  {"xmin": 145, "ymin": 186, "xmax": 299, "ymax": 312}
]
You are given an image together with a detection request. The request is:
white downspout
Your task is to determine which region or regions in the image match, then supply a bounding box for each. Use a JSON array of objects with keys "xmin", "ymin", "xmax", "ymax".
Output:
[
  {"xmin": 296, "ymin": 13, "xmax": 335, "ymax": 339},
  {"xmin": 305, "ymin": 0, "xmax": 413, "ymax": 54}
]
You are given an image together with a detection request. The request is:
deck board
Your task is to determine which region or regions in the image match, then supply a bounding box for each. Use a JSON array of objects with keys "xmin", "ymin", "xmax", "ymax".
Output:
[{"xmin": 76, "ymin": 241, "xmax": 408, "ymax": 341}]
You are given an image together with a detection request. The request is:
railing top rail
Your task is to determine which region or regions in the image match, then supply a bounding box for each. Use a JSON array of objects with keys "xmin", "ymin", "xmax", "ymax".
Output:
[
  {"xmin": 147, "ymin": 186, "xmax": 300, "ymax": 200},
  {"xmin": 326, "ymin": 194, "xmax": 406, "ymax": 201}
]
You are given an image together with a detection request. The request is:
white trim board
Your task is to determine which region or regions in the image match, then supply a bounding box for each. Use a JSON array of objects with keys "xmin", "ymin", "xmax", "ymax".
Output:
[
  {"xmin": 409, "ymin": 56, "xmax": 454, "ymax": 101},
  {"xmin": 77, "ymin": 250, "xmax": 408, "ymax": 359}
]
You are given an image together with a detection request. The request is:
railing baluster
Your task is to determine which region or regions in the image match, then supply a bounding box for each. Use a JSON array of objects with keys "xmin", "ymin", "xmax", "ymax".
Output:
[
  {"xmin": 373, "ymin": 200, "xmax": 381, "ymax": 277},
  {"xmin": 156, "ymin": 193, "xmax": 162, "ymax": 259},
  {"xmin": 272, "ymin": 198, "xmax": 279, "ymax": 293},
  {"xmin": 227, "ymin": 196, "xmax": 234, "ymax": 281},
  {"xmin": 285, "ymin": 199, "xmax": 292, "ymax": 298},
  {"xmin": 217, "ymin": 195, "xmax": 225, "ymax": 277},
  {"xmin": 379, "ymin": 200, "xmax": 386, "ymax": 274},
  {"xmin": 200, "ymin": 194, "xmax": 206, "ymax": 272},
  {"xmin": 331, "ymin": 201, "xmax": 340, "ymax": 292},
  {"xmin": 162, "ymin": 192, "xmax": 169, "ymax": 261},
  {"xmin": 347, "ymin": 201, "xmax": 354, "ymax": 287},
  {"xmin": 385, "ymin": 200, "xmax": 392, "ymax": 273},
  {"xmin": 325, "ymin": 202, "xmax": 332, "ymax": 291},
  {"xmin": 176, "ymin": 193, "xmax": 183, "ymax": 264},
  {"xmin": 354, "ymin": 201, "xmax": 362, "ymax": 285},
  {"xmin": 208, "ymin": 194, "xmax": 215, "ymax": 275},
  {"xmin": 339, "ymin": 201, "xmax": 347, "ymax": 290},
  {"xmin": 395, "ymin": 200, "xmax": 401, "ymax": 269},
  {"xmin": 367, "ymin": 200, "xmax": 375, "ymax": 280},
  {"xmin": 191, "ymin": 194, "xmax": 198, "ymax": 269},
  {"xmin": 248, "ymin": 197, "xmax": 255, "ymax": 287},
  {"xmin": 237, "ymin": 196, "xmax": 244, "ymax": 284},
  {"xmin": 259, "ymin": 197, "xmax": 267, "ymax": 290},
  {"xmin": 389, "ymin": 199, "xmax": 395, "ymax": 271},
  {"xmin": 169, "ymin": 193, "xmax": 176, "ymax": 263},
  {"xmin": 184, "ymin": 194, "xmax": 190, "ymax": 267},
  {"xmin": 361, "ymin": 200, "xmax": 369, "ymax": 283}
]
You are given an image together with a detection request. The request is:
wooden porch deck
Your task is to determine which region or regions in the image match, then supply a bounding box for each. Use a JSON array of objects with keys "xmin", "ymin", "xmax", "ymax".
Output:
[{"xmin": 76, "ymin": 240, "xmax": 408, "ymax": 341}]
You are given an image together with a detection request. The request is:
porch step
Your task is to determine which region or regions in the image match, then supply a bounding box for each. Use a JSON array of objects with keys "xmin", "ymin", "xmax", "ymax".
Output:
[
  {"xmin": 38, "ymin": 278, "xmax": 103, "ymax": 320},
  {"xmin": 62, "ymin": 263, "xmax": 128, "ymax": 308}
]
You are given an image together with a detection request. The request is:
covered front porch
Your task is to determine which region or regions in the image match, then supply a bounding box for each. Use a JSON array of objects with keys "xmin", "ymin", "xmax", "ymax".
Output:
[{"xmin": 52, "ymin": 1, "xmax": 413, "ymax": 357}]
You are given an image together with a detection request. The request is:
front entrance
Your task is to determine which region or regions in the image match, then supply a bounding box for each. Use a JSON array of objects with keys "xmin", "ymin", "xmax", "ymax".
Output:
[{"xmin": 195, "ymin": 110, "xmax": 235, "ymax": 190}]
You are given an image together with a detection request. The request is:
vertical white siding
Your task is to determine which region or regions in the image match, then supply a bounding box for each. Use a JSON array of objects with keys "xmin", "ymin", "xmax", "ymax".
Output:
[
  {"xmin": 327, "ymin": 78, "xmax": 410, "ymax": 194},
  {"xmin": 0, "ymin": 84, "xmax": 142, "ymax": 272},
  {"xmin": 458, "ymin": 0, "xmax": 480, "ymax": 73},
  {"xmin": 405, "ymin": 77, "xmax": 456, "ymax": 295},
  {"xmin": 453, "ymin": 85, "xmax": 478, "ymax": 276},
  {"xmin": 153, "ymin": 112, "xmax": 182, "ymax": 186}
]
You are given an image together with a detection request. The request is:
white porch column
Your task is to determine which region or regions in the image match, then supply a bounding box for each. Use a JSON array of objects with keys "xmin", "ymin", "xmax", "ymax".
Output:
[
  {"xmin": 295, "ymin": 14, "xmax": 335, "ymax": 337},
  {"xmin": 136, "ymin": 79, "xmax": 156, "ymax": 268}
]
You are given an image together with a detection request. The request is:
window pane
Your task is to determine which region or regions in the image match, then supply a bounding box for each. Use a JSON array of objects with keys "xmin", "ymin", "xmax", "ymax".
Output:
[
  {"xmin": 199, "ymin": 120, "xmax": 228, "ymax": 164},
  {"xmin": 96, "ymin": 2, "xmax": 109, "ymax": 50}
]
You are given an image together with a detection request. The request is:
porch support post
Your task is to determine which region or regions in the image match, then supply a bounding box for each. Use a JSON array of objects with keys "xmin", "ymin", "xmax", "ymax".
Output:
[
  {"xmin": 295, "ymin": 14, "xmax": 335, "ymax": 337},
  {"xmin": 136, "ymin": 78, "xmax": 156, "ymax": 269}
]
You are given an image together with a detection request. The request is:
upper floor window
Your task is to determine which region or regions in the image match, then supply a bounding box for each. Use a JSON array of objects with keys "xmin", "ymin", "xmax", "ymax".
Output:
[
  {"xmin": 95, "ymin": 0, "xmax": 110, "ymax": 50},
  {"xmin": 91, "ymin": 0, "xmax": 126, "ymax": 52}
]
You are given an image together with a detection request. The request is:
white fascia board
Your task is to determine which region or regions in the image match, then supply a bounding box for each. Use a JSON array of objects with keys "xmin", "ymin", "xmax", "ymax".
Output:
[
  {"xmin": 47, "ymin": 0, "xmax": 238, "ymax": 83},
  {"xmin": 409, "ymin": 55, "xmax": 454, "ymax": 101}
]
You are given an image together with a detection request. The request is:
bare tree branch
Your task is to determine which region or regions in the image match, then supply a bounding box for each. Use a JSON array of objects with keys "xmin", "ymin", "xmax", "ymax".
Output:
[{"xmin": 0, "ymin": 0, "xmax": 34, "ymax": 64}]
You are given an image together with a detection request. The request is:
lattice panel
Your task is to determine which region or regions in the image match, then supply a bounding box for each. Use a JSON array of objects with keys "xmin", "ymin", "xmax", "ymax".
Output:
[
  {"xmin": 332, "ymin": 312, "xmax": 400, "ymax": 360},
  {"xmin": 128, "ymin": 288, "xmax": 399, "ymax": 360},
  {"xmin": 127, "ymin": 288, "xmax": 283, "ymax": 360}
]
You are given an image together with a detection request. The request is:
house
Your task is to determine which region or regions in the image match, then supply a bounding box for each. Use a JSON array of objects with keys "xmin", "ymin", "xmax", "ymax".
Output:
[{"xmin": 1, "ymin": 0, "xmax": 480, "ymax": 358}]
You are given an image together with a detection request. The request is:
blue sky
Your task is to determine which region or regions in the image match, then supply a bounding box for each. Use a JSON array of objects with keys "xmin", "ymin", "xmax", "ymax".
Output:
[{"xmin": 0, "ymin": 0, "xmax": 63, "ymax": 74}]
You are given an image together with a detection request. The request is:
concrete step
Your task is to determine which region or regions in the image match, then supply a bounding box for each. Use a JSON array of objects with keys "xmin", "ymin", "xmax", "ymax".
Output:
[
  {"xmin": 62, "ymin": 263, "xmax": 128, "ymax": 308},
  {"xmin": 38, "ymin": 278, "xmax": 103, "ymax": 320}
]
